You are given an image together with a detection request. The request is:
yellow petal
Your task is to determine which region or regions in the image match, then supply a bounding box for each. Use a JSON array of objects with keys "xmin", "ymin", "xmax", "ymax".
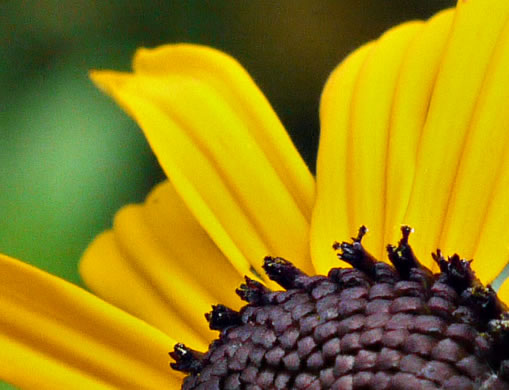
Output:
[
  {"xmin": 473, "ymin": 135, "xmax": 509, "ymax": 282},
  {"xmin": 439, "ymin": 15, "xmax": 509, "ymax": 283},
  {"xmin": 132, "ymin": 44, "xmax": 314, "ymax": 218},
  {"xmin": 81, "ymin": 231, "xmax": 207, "ymax": 350},
  {"xmin": 98, "ymin": 81, "xmax": 272, "ymax": 283},
  {"xmin": 0, "ymin": 253, "xmax": 181, "ymax": 389},
  {"xmin": 383, "ymin": 9, "xmax": 454, "ymax": 267},
  {"xmin": 91, "ymin": 44, "xmax": 314, "ymax": 281},
  {"xmin": 114, "ymin": 204, "xmax": 221, "ymax": 342},
  {"xmin": 141, "ymin": 181, "xmax": 243, "ymax": 310},
  {"xmin": 403, "ymin": 0, "xmax": 509, "ymax": 264},
  {"xmin": 311, "ymin": 42, "xmax": 374, "ymax": 274},
  {"xmin": 347, "ymin": 21, "xmax": 423, "ymax": 259},
  {"xmin": 82, "ymin": 181, "xmax": 245, "ymax": 347},
  {"xmin": 313, "ymin": 21, "xmax": 421, "ymax": 266}
]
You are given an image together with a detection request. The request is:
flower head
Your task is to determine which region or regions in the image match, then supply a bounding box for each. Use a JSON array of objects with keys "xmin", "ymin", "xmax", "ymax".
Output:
[{"xmin": 2, "ymin": 0, "xmax": 509, "ymax": 388}]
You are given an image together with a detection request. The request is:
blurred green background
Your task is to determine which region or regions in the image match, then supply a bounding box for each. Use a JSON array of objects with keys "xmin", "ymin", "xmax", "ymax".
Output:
[{"xmin": 0, "ymin": 0, "xmax": 453, "ymax": 388}]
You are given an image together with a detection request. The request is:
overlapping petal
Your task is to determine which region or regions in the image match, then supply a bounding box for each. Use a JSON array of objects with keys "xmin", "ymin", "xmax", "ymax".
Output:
[
  {"xmin": 0, "ymin": 253, "xmax": 181, "ymax": 389},
  {"xmin": 404, "ymin": 0, "xmax": 509, "ymax": 275},
  {"xmin": 314, "ymin": 0, "xmax": 509, "ymax": 283},
  {"xmin": 90, "ymin": 44, "xmax": 315, "ymax": 284},
  {"xmin": 81, "ymin": 181, "xmax": 244, "ymax": 350},
  {"xmin": 346, "ymin": 21, "xmax": 423, "ymax": 260},
  {"xmin": 382, "ymin": 9, "xmax": 453, "ymax": 257},
  {"xmin": 311, "ymin": 42, "xmax": 374, "ymax": 274},
  {"xmin": 312, "ymin": 17, "xmax": 441, "ymax": 271},
  {"xmin": 459, "ymin": 17, "xmax": 509, "ymax": 282}
]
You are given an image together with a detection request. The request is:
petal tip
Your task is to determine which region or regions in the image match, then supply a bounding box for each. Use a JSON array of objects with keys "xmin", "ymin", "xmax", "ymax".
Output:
[{"xmin": 89, "ymin": 70, "xmax": 131, "ymax": 94}]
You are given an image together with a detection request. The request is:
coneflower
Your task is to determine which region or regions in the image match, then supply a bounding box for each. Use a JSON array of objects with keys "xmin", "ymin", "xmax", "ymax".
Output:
[{"xmin": 3, "ymin": 0, "xmax": 509, "ymax": 388}]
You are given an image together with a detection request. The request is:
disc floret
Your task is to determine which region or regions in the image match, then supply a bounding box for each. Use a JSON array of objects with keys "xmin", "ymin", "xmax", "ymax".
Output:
[{"xmin": 171, "ymin": 227, "xmax": 509, "ymax": 389}]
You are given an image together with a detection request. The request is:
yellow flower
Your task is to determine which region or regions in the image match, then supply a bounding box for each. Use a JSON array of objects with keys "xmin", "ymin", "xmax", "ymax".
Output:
[{"xmin": 2, "ymin": 0, "xmax": 509, "ymax": 388}]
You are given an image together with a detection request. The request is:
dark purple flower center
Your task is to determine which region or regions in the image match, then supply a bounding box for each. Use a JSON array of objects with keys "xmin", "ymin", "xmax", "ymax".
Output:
[{"xmin": 171, "ymin": 227, "xmax": 509, "ymax": 390}]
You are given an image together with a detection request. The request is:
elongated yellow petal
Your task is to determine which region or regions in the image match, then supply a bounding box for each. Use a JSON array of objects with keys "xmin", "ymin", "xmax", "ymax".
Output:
[
  {"xmin": 88, "ymin": 77, "xmax": 281, "ymax": 291},
  {"xmin": 132, "ymin": 44, "xmax": 314, "ymax": 218},
  {"xmin": 312, "ymin": 15, "xmax": 454, "ymax": 271},
  {"xmin": 403, "ymin": 0, "xmax": 509, "ymax": 264},
  {"xmin": 113, "ymin": 204, "xmax": 220, "ymax": 341},
  {"xmin": 141, "ymin": 181, "xmax": 243, "ymax": 309},
  {"xmin": 81, "ymin": 231, "xmax": 207, "ymax": 350},
  {"xmin": 311, "ymin": 43, "xmax": 374, "ymax": 274},
  {"xmin": 0, "ymin": 253, "xmax": 180, "ymax": 389},
  {"xmin": 383, "ymin": 10, "xmax": 454, "ymax": 268},
  {"xmin": 83, "ymin": 181, "xmax": 245, "ymax": 346},
  {"xmin": 473, "ymin": 135, "xmax": 509, "ymax": 282},
  {"xmin": 347, "ymin": 21, "xmax": 423, "ymax": 259},
  {"xmin": 439, "ymin": 16, "xmax": 509, "ymax": 283},
  {"xmin": 91, "ymin": 44, "xmax": 314, "ymax": 280}
]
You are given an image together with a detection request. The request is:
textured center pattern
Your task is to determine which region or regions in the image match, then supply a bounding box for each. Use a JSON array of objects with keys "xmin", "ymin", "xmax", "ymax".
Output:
[{"xmin": 171, "ymin": 227, "xmax": 509, "ymax": 390}]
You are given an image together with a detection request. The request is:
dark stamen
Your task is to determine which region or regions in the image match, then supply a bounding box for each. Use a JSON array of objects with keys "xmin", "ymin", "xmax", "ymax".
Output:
[
  {"xmin": 433, "ymin": 251, "xmax": 508, "ymax": 327},
  {"xmin": 205, "ymin": 304, "xmax": 242, "ymax": 331},
  {"xmin": 387, "ymin": 226, "xmax": 421, "ymax": 278},
  {"xmin": 433, "ymin": 251, "xmax": 478, "ymax": 293},
  {"xmin": 236, "ymin": 276, "xmax": 271, "ymax": 305},
  {"xmin": 334, "ymin": 226, "xmax": 379, "ymax": 279},
  {"xmin": 462, "ymin": 285, "xmax": 508, "ymax": 327},
  {"xmin": 263, "ymin": 256, "xmax": 308, "ymax": 290},
  {"xmin": 385, "ymin": 226, "xmax": 434, "ymax": 287},
  {"xmin": 169, "ymin": 343, "xmax": 204, "ymax": 374}
]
